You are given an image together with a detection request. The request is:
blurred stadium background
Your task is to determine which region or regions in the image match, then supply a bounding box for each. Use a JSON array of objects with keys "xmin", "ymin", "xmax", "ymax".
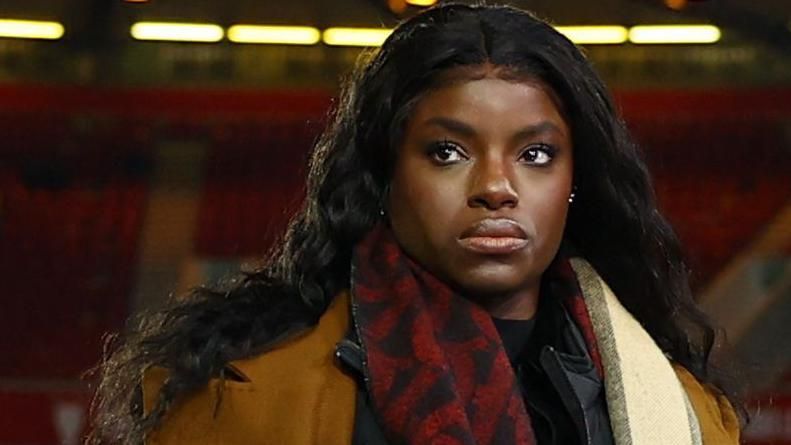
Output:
[{"xmin": 0, "ymin": 0, "xmax": 788, "ymax": 443}]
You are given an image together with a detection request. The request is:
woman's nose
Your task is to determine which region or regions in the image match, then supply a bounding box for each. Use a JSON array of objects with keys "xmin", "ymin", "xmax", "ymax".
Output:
[{"xmin": 467, "ymin": 159, "xmax": 519, "ymax": 210}]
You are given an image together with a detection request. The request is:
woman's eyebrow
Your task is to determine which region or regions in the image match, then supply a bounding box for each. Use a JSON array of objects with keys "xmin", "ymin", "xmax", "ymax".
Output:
[
  {"xmin": 422, "ymin": 116, "xmax": 565, "ymax": 141},
  {"xmin": 510, "ymin": 121, "xmax": 566, "ymax": 141},
  {"xmin": 422, "ymin": 116, "xmax": 478, "ymax": 137}
]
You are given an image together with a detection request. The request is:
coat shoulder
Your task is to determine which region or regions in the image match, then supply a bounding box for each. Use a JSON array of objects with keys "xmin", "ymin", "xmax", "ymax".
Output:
[
  {"xmin": 141, "ymin": 292, "xmax": 356, "ymax": 445},
  {"xmin": 672, "ymin": 363, "xmax": 741, "ymax": 445}
]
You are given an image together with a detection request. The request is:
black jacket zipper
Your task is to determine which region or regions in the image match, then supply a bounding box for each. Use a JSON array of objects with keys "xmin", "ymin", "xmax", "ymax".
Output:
[{"xmin": 540, "ymin": 345, "xmax": 593, "ymax": 445}]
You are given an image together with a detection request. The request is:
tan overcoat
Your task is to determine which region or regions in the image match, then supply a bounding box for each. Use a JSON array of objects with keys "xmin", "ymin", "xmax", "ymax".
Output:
[{"xmin": 143, "ymin": 292, "xmax": 740, "ymax": 445}]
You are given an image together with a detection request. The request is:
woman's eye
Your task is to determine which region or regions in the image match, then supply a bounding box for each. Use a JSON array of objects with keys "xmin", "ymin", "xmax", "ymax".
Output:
[
  {"xmin": 428, "ymin": 141, "xmax": 466, "ymax": 164},
  {"xmin": 520, "ymin": 144, "xmax": 556, "ymax": 166}
]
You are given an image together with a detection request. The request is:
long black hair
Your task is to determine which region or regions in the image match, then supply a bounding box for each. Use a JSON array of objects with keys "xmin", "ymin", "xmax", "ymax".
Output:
[{"xmin": 87, "ymin": 4, "xmax": 741, "ymax": 444}]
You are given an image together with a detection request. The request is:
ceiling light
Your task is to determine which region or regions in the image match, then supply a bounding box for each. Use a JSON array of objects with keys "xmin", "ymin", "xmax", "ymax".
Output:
[
  {"xmin": 130, "ymin": 22, "xmax": 224, "ymax": 42},
  {"xmin": 629, "ymin": 25, "xmax": 721, "ymax": 44},
  {"xmin": 554, "ymin": 26, "xmax": 629, "ymax": 44},
  {"xmin": 406, "ymin": 0, "xmax": 438, "ymax": 5},
  {"xmin": 228, "ymin": 25, "xmax": 320, "ymax": 45},
  {"xmin": 322, "ymin": 27, "xmax": 392, "ymax": 47},
  {"xmin": 0, "ymin": 19, "xmax": 64, "ymax": 40}
]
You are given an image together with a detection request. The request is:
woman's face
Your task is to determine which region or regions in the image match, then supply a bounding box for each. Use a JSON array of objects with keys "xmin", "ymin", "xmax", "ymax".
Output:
[{"xmin": 387, "ymin": 75, "xmax": 573, "ymax": 302}]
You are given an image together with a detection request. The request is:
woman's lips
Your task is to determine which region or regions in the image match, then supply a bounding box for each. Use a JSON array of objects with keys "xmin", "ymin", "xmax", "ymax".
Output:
[
  {"xmin": 458, "ymin": 236, "xmax": 529, "ymax": 254},
  {"xmin": 458, "ymin": 218, "xmax": 530, "ymax": 254}
]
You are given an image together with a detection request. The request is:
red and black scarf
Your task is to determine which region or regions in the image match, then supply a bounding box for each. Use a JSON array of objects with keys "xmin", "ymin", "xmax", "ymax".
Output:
[{"xmin": 351, "ymin": 224, "xmax": 603, "ymax": 445}]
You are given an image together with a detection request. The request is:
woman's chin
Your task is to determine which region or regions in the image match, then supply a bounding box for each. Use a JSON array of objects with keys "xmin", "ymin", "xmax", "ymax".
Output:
[{"xmin": 451, "ymin": 266, "xmax": 534, "ymax": 299}]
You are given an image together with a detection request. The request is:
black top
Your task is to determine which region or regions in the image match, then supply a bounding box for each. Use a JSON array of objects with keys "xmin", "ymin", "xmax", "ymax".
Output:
[{"xmin": 492, "ymin": 316, "xmax": 536, "ymax": 364}]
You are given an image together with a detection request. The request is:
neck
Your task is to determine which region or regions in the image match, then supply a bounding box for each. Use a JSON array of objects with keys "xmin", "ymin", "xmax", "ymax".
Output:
[{"xmin": 475, "ymin": 282, "xmax": 540, "ymax": 320}]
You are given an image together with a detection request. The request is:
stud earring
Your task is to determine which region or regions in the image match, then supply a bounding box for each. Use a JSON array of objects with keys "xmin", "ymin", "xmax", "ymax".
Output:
[{"xmin": 568, "ymin": 186, "xmax": 577, "ymax": 203}]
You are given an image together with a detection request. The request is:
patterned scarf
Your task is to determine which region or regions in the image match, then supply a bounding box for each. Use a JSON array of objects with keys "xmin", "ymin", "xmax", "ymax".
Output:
[{"xmin": 350, "ymin": 224, "xmax": 603, "ymax": 445}]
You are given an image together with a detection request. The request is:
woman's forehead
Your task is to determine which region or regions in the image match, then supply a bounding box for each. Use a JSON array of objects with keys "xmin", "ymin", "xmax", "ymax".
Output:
[
  {"xmin": 397, "ymin": 78, "xmax": 572, "ymax": 156},
  {"xmin": 422, "ymin": 64, "xmax": 567, "ymax": 116}
]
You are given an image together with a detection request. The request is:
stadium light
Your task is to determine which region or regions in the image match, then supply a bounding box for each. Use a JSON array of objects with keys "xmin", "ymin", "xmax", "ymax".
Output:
[
  {"xmin": 0, "ymin": 19, "xmax": 64, "ymax": 40},
  {"xmin": 323, "ymin": 27, "xmax": 392, "ymax": 47},
  {"xmin": 131, "ymin": 22, "xmax": 224, "ymax": 43},
  {"xmin": 629, "ymin": 25, "xmax": 721, "ymax": 44},
  {"xmin": 228, "ymin": 25, "xmax": 321, "ymax": 45},
  {"xmin": 554, "ymin": 26, "xmax": 629, "ymax": 44}
]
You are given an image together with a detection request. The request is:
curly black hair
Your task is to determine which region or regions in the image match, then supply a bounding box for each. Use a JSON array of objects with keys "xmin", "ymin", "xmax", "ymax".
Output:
[{"xmin": 87, "ymin": 4, "xmax": 742, "ymax": 444}]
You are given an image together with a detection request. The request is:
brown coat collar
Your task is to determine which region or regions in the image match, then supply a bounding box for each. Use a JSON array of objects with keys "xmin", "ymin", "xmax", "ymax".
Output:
[{"xmin": 143, "ymin": 292, "xmax": 356, "ymax": 445}]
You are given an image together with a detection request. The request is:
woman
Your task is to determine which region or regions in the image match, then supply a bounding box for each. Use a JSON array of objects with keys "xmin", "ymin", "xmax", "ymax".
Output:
[{"xmin": 89, "ymin": 4, "xmax": 742, "ymax": 444}]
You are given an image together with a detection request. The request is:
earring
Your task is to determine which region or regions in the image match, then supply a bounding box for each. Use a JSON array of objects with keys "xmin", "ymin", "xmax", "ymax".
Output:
[
  {"xmin": 379, "ymin": 208, "xmax": 386, "ymax": 217},
  {"xmin": 568, "ymin": 186, "xmax": 577, "ymax": 203}
]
